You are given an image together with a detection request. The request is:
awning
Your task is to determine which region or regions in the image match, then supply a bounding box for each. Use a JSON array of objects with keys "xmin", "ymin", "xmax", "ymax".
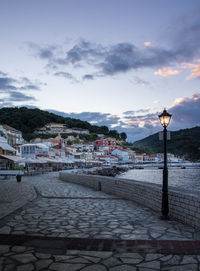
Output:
[
  {"xmin": 0, "ymin": 142, "xmax": 16, "ymax": 152},
  {"xmin": 0, "ymin": 154, "xmax": 25, "ymax": 163}
]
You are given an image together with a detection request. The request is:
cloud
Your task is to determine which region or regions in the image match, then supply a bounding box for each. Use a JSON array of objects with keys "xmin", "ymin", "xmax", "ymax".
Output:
[
  {"xmin": 155, "ymin": 68, "xmax": 181, "ymax": 77},
  {"xmin": 0, "ymin": 77, "xmax": 17, "ymax": 91},
  {"xmin": 132, "ymin": 76, "xmax": 150, "ymax": 86},
  {"xmin": 123, "ymin": 108, "xmax": 154, "ymax": 116},
  {"xmin": 0, "ymin": 74, "xmax": 40, "ymax": 92},
  {"xmin": 82, "ymin": 74, "xmax": 94, "ymax": 80},
  {"xmin": 48, "ymin": 110, "xmax": 121, "ymax": 127},
  {"xmin": 181, "ymin": 59, "xmax": 200, "ymax": 79},
  {"xmin": 8, "ymin": 91, "xmax": 36, "ymax": 102},
  {"xmin": 27, "ymin": 42, "xmax": 56, "ymax": 60},
  {"xmin": 27, "ymin": 13, "xmax": 200, "ymax": 80},
  {"xmin": 54, "ymin": 71, "xmax": 74, "ymax": 80},
  {"xmin": 0, "ymin": 71, "xmax": 39, "ymax": 106},
  {"xmin": 66, "ymin": 40, "xmax": 105, "ymax": 65},
  {"xmin": 0, "ymin": 71, "xmax": 7, "ymax": 76},
  {"xmin": 54, "ymin": 71, "xmax": 79, "ymax": 83},
  {"xmin": 144, "ymin": 41, "xmax": 151, "ymax": 47},
  {"xmin": 48, "ymin": 92, "xmax": 200, "ymax": 142},
  {"xmin": 169, "ymin": 93, "xmax": 200, "ymax": 128}
]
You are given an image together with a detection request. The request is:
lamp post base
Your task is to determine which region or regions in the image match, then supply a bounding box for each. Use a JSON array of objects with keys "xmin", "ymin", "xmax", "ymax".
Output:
[{"xmin": 160, "ymin": 215, "xmax": 170, "ymax": 220}]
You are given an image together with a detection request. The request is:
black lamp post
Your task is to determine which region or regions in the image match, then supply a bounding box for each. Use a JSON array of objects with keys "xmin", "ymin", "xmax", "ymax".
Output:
[{"xmin": 158, "ymin": 109, "xmax": 172, "ymax": 220}]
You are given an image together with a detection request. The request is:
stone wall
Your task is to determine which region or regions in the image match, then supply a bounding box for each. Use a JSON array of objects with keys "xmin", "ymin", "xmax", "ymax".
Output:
[{"xmin": 59, "ymin": 172, "xmax": 200, "ymax": 229}]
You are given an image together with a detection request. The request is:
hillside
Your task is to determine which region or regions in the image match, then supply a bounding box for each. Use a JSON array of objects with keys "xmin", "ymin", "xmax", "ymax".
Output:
[
  {"xmin": 133, "ymin": 126, "xmax": 200, "ymax": 161},
  {"xmin": 0, "ymin": 107, "xmax": 122, "ymax": 141}
]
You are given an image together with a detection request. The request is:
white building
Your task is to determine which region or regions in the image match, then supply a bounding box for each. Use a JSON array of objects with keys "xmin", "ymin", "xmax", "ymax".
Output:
[
  {"xmin": 74, "ymin": 143, "xmax": 94, "ymax": 152},
  {"xmin": 21, "ymin": 143, "xmax": 49, "ymax": 159},
  {"xmin": 111, "ymin": 149, "xmax": 129, "ymax": 162},
  {"xmin": 0, "ymin": 136, "xmax": 16, "ymax": 155}
]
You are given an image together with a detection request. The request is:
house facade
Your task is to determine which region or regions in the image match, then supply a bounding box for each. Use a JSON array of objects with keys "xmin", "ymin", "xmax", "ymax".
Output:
[
  {"xmin": 21, "ymin": 143, "xmax": 49, "ymax": 159},
  {"xmin": 96, "ymin": 138, "xmax": 117, "ymax": 152}
]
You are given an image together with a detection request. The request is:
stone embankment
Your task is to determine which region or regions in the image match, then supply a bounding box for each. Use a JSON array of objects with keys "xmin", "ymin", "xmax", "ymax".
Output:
[{"xmin": 60, "ymin": 172, "xmax": 200, "ymax": 229}]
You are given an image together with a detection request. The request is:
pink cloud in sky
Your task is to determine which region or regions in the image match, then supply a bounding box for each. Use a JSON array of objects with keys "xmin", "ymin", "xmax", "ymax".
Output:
[
  {"xmin": 181, "ymin": 59, "xmax": 200, "ymax": 79},
  {"xmin": 154, "ymin": 68, "xmax": 181, "ymax": 77},
  {"xmin": 144, "ymin": 41, "xmax": 151, "ymax": 47}
]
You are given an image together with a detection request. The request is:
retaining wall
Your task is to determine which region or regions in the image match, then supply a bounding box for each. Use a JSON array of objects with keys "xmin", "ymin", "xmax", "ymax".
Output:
[{"xmin": 59, "ymin": 172, "xmax": 200, "ymax": 229}]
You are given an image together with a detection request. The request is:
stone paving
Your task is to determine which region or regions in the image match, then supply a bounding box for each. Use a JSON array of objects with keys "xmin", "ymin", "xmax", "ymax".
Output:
[
  {"xmin": 0, "ymin": 172, "xmax": 200, "ymax": 270},
  {"xmin": 1, "ymin": 244, "xmax": 200, "ymax": 271},
  {"xmin": 0, "ymin": 181, "xmax": 37, "ymax": 219}
]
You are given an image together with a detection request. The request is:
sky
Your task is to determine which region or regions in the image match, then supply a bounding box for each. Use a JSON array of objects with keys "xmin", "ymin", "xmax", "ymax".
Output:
[{"xmin": 0, "ymin": 0, "xmax": 200, "ymax": 141}]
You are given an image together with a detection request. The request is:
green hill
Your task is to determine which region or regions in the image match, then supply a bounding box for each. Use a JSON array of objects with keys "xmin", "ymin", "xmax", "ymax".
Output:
[
  {"xmin": 0, "ymin": 107, "xmax": 123, "ymax": 141},
  {"xmin": 133, "ymin": 126, "xmax": 200, "ymax": 161}
]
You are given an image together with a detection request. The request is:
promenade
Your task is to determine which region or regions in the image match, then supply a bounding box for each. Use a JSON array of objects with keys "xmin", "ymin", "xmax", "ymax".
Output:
[{"xmin": 0, "ymin": 172, "xmax": 200, "ymax": 270}]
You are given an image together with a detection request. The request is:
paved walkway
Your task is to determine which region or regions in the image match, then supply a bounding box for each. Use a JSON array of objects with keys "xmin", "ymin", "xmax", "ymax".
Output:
[{"xmin": 0, "ymin": 172, "xmax": 200, "ymax": 270}]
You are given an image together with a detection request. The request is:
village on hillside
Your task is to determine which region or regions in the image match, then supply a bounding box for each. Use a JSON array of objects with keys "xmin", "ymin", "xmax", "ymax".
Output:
[{"xmin": 0, "ymin": 123, "xmax": 183, "ymax": 175}]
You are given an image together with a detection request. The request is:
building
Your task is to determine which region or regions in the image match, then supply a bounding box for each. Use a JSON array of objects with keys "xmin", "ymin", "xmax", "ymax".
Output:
[
  {"xmin": 1, "ymin": 124, "xmax": 23, "ymax": 147},
  {"xmin": 0, "ymin": 136, "xmax": 16, "ymax": 155},
  {"xmin": 42, "ymin": 138, "xmax": 62, "ymax": 148},
  {"xmin": 96, "ymin": 155, "xmax": 119, "ymax": 165},
  {"xmin": 35, "ymin": 123, "xmax": 89, "ymax": 135},
  {"xmin": 128, "ymin": 150, "xmax": 136, "ymax": 161},
  {"xmin": 111, "ymin": 149, "xmax": 129, "ymax": 162},
  {"xmin": 21, "ymin": 143, "xmax": 49, "ymax": 159},
  {"xmin": 143, "ymin": 154, "xmax": 159, "ymax": 162},
  {"xmin": 67, "ymin": 128, "xmax": 89, "ymax": 135},
  {"xmin": 96, "ymin": 138, "xmax": 117, "ymax": 152},
  {"xmin": 74, "ymin": 143, "xmax": 94, "ymax": 152},
  {"xmin": 35, "ymin": 123, "xmax": 66, "ymax": 134},
  {"xmin": 135, "ymin": 153, "xmax": 144, "ymax": 163}
]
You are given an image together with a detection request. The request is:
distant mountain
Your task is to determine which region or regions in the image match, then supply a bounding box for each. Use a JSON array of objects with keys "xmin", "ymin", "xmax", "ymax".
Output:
[
  {"xmin": 133, "ymin": 126, "xmax": 200, "ymax": 161},
  {"xmin": 0, "ymin": 107, "xmax": 123, "ymax": 141}
]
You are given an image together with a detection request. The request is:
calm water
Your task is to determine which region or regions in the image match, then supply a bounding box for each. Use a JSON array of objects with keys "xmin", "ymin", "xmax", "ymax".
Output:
[{"xmin": 118, "ymin": 166, "xmax": 200, "ymax": 192}]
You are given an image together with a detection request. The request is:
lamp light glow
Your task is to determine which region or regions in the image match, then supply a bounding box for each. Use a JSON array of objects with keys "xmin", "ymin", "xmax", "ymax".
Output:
[{"xmin": 159, "ymin": 109, "xmax": 172, "ymax": 127}]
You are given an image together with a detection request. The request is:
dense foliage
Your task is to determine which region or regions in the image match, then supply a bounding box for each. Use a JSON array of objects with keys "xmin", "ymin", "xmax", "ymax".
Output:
[
  {"xmin": 0, "ymin": 107, "xmax": 127, "ymax": 141},
  {"xmin": 133, "ymin": 126, "xmax": 200, "ymax": 161}
]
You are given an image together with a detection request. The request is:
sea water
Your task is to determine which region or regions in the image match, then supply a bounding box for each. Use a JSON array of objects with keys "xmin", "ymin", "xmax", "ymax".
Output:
[{"xmin": 118, "ymin": 165, "xmax": 200, "ymax": 193}]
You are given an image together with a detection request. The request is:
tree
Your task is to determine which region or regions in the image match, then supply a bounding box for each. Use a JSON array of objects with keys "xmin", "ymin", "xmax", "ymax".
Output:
[
  {"xmin": 120, "ymin": 132, "xmax": 127, "ymax": 141},
  {"xmin": 67, "ymin": 140, "xmax": 72, "ymax": 145},
  {"xmin": 108, "ymin": 130, "xmax": 120, "ymax": 139},
  {"xmin": 89, "ymin": 133, "xmax": 98, "ymax": 141}
]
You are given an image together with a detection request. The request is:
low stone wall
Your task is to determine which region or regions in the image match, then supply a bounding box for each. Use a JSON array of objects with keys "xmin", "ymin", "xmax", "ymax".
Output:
[{"xmin": 59, "ymin": 172, "xmax": 200, "ymax": 229}]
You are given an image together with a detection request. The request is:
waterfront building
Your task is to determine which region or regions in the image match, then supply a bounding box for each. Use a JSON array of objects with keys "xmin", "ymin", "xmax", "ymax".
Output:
[
  {"xmin": 143, "ymin": 154, "xmax": 159, "ymax": 162},
  {"xmin": 135, "ymin": 153, "xmax": 144, "ymax": 163},
  {"xmin": 95, "ymin": 155, "xmax": 119, "ymax": 165},
  {"xmin": 21, "ymin": 143, "xmax": 49, "ymax": 159},
  {"xmin": 111, "ymin": 149, "xmax": 129, "ymax": 162}
]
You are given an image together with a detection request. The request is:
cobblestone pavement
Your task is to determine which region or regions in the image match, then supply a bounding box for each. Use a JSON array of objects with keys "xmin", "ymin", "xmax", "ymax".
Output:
[
  {"xmin": 1, "ymin": 244, "xmax": 200, "ymax": 271},
  {"xmin": 0, "ymin": 180, "xmax": 37, "ymax": 219},
  {"xmin": 0, "ymin": 172, "xmax": 200, "ymax": 270}
]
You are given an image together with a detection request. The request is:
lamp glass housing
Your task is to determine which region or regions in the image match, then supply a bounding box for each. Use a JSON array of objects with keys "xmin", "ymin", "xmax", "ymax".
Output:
[{"xmin": 159, "ymin": 109, "xmax": 172, "ymax": 128}]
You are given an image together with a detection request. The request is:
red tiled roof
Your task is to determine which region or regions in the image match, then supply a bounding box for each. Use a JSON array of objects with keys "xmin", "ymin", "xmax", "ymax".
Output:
[
  {"xmin": 2, "ymin": 124, "xmax": 20, "ymax": 132},
  {"xmin": 46, "ymin": 138, "xmax": 61, "ymax": 144}
]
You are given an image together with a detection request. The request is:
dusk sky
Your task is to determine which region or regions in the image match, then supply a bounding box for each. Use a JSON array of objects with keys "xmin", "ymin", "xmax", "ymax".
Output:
[{"xmin": 0, "ymin": 0, "xmax": 200, "ymax": 141}]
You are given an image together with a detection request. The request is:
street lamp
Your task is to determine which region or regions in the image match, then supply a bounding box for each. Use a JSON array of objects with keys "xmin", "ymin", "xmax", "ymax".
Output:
[{"xmin": 158, "ymin": 109, "xmax": 172, "ymax": 220}]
